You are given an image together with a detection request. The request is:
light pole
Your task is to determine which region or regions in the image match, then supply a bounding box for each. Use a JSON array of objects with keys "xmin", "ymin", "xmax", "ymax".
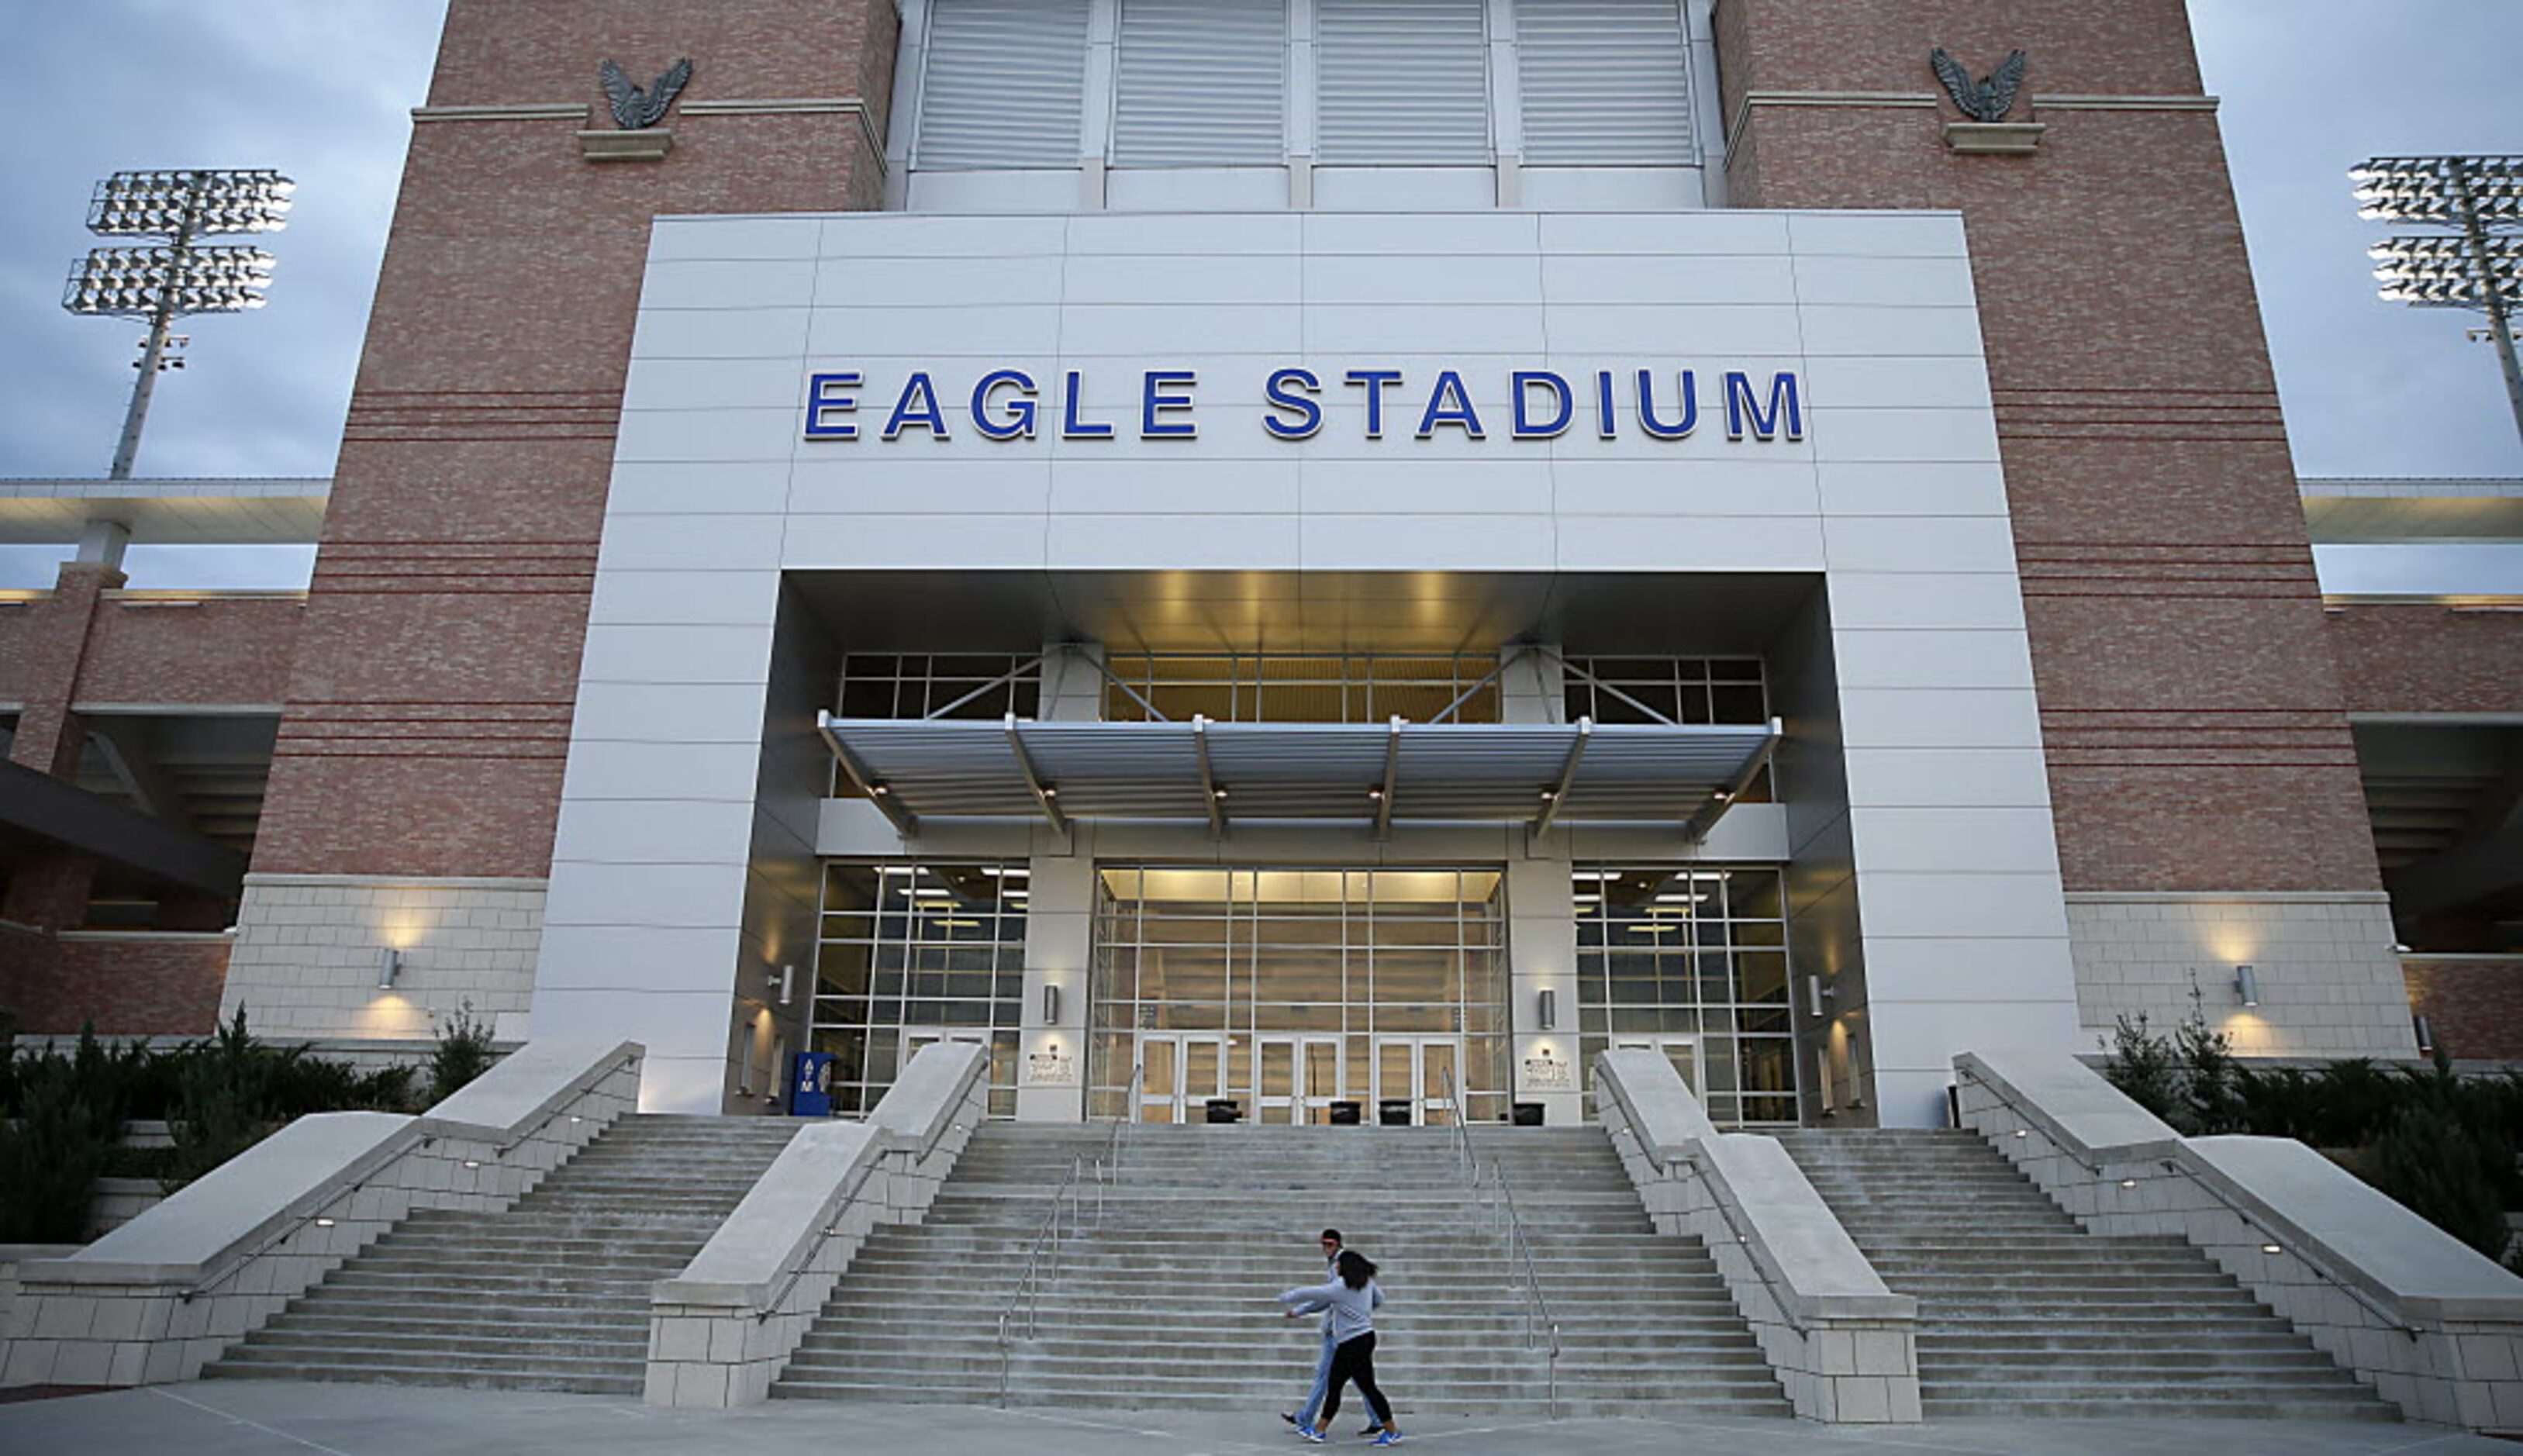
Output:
[
  {"xmin": 2353, "ymin": 154, "xmax": 2523, "ymax": 448},
  {"xmin": 61, "ymin": 168, "xmax": 293, "ymax": 479}
]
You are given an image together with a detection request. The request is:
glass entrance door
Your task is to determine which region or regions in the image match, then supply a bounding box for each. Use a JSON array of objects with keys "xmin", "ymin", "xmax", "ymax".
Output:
[
  {"xmin": 1137, "ymin": 1033, "xmax": 1229, "ymax": 1123},
  {"xmin": 1372, "ymin": 1036, "xmax": 1462, "ymax": 1125},
  {"xmin": 1256, "ymin": 1036, "xmax": 1343, "ymax": 1124}
]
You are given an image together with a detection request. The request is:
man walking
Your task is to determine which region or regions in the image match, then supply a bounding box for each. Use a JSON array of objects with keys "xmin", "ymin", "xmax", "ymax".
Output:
[{"xmin": 1280, "ymin": 1228, "xmax": 1381, "ymax": 1437}]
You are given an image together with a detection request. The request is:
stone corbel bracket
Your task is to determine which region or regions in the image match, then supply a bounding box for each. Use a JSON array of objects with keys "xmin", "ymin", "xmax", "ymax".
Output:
[
  {"xmin": 579, "ymin": 127, "xmax": 674, "ymax": 162},
  {"xmin": 645, "ymin": 1040, "xmax": 989, "ymax": 1408},
  {"xmin": 1956, "ymin": 1047, "xmax": 2523, "ymax": 1434},
  {"xmin": 1593, "ymin": 1049, "xmax": 1921, "ymax": 1422},
  {"xmin": 1943, "ymin": 120, "xmax": 2045, "ymax": 154},
  {"xmin": 2, "ymin": 1040, "xmax": 644, "ymax": 1389}
]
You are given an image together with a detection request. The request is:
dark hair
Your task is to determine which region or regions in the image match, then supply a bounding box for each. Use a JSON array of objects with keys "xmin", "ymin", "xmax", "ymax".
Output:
[
  {"xmin": 1336, "ymin": 1249, "xmax": 1377, "ymax": 1289},
  {"xmin": 1320, "ymin": 1228, "xmax": 1343, "ymax": 1246}
]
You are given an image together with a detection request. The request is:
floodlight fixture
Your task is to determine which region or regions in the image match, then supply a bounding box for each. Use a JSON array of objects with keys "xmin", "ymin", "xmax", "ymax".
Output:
[
  {"xmin": 2352, "ymin": 154, "xmax": 2523, "ymax": 444},
  {"xmin": 60, "ymin": 168, "xmax": 293, "ymax": 480}
]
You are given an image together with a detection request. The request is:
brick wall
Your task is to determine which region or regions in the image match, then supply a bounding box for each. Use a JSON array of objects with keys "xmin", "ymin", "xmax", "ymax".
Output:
[
  {"xmin": 71, "ymin": 597, "xmax": 302, "ymax": 706},
  {"xmin": 2, "ymin": 933, "xmax": 229, "ymax": 1037},
  {"xmin": 2328, "ymin": 606, "xmax": 2523, "ymax": 717},
  {"xmin": 1716, "ymin": 0, "xmax": 2378, "ymax": 898},
  {"xmin": 2406, "ymin": 957, "xmax": 2523, "ymax": 1062}
]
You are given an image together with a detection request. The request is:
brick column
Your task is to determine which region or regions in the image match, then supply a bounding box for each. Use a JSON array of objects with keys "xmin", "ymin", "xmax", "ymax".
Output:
[{"xmin": 1714, "ymin": 0, "xmax": 2411, "ymax": 1057}]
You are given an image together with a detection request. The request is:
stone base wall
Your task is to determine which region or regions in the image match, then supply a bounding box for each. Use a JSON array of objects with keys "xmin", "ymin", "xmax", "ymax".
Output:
[
  {"xmin": 219, "ymin": 875, "xmax": 544, "ymax": 1041},
  {"xmin": 2067, "ymin": 892, "xmax": 2416, "ymax": 1058}
]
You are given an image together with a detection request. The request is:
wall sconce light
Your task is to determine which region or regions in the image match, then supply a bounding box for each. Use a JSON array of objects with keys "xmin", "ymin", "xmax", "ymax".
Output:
[
  {"xmin": 2414, "ymin": 1014, "xmax": 2434, "ymax": 1056},
  {"xmin": 773, "ymin": 964, "xmax": 795, "ymax": 1007},
  {"xmin": 1538, "ymin": 988, "xmax": 1557, "ymax": 1031},
  {"xmin": 2233, "ymin": 964, "xmax": 2259, "ymax": 1007},
  {"xmin": 376, "ymin": 947, "xmax": 401, "ymax": 989},
  {"xmin": 1804, "ymin": 975, "xmax": 1837, "ymax": 1019},
  {"xmin": 1041, "ymin": 982, "xmax": 1061, "ymax": 1025}
]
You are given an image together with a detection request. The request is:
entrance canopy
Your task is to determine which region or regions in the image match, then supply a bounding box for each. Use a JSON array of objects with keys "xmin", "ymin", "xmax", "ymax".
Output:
[{"xmin": 815, "ymin": 712, "xmax": 1779, "ymax": 837}]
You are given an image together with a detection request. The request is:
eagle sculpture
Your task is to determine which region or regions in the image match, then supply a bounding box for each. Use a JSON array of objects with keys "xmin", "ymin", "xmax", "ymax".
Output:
[
  {"xmin": 1930, "ymin": 47, "xmax": 2026, "ymax": 123},
  {"xmin": 599, "ymin": 57, "xmax": 693, "ymax": 130}
]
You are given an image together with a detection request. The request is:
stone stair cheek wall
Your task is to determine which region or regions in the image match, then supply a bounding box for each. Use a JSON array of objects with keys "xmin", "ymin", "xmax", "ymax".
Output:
[
  {"xmin": 1592, "ymin": 1048, "xmax": 1922, "ymax": 1423},
  {"xmin": 1955, "ymin": 1047, "xmax": 2523, "ymax": 1434},
  {"xmin": 0, "ymin": 1040, "xmax": 644, "ymax": 1389},
  {"xmin": 645, "ymin": 1040, "xmax": 991, "ymax": 1408}
]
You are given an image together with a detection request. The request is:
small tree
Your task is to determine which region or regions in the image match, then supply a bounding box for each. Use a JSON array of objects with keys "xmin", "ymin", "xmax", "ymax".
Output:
[
  {"xmin": 2101, "ymin": 1012, "xmax": 2180, "ymax": 1120},
  {"xmin": 427, "ymin": 1001, "xmax": 498, "ymax": 1106},
  {"xmin": 164, "ymin": 1009, "xmax": 284, "ymax": 1189},
  {"xmin": 2171, "ymin": 980, "xmax": 2244, "ymax": 1136}
]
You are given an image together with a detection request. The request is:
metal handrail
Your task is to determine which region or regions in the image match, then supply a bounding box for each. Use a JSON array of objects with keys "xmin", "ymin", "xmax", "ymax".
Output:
[
  {"xmin": 1440, "ymin": 1069, "xmax": 1561, "ymax": 1419},
  {"xmin": 755, "ymin": 1158, "xmax": 880, "ymax": 1323},
  {"xmin": 993, "ymin": 1153, "xmax": 1097, "ymax": 1403},
  {"xmin": 1956, "ymin": 1068, "xmax": 2422, "ymax": 1340},
  {"xmin": 1440, "ymin": 1068, "xmax": 1476, "ymax": 1179},
  {"xmin": 1104, "ymin": 1061, "xmax": 1146, "ymax": 1185}
]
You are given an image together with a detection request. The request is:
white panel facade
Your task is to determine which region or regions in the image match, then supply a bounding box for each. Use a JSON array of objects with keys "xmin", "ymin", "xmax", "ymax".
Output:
[{"xmin": 540, "ymin": 209, "xmax": 2081, "ymax": 1120}]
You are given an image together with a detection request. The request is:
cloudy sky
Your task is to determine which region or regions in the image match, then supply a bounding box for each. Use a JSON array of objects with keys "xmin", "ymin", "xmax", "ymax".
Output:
[{"xmin": 0, "ymin": 0, "xmax": 2517, "ymax": 588}]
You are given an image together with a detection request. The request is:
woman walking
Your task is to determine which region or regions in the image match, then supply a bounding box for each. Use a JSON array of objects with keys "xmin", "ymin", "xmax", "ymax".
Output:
[{"xmin": 1278, "ymin": 1248, "xmax": 1401, "ymax": 1445}]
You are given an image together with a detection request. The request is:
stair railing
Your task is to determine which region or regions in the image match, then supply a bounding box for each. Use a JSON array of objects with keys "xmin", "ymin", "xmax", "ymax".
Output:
[
  {"xmin": 994, "ymin": 1152, "xmax": 1092, "ymax": 1405},
  {"xmin": 1440, "ymin": 1068, "xmax": 1562, "ymax": 1420},
  {"xmin": 1103, "ymin": 1061, "xmax": 1145, "ymax": 1186}
]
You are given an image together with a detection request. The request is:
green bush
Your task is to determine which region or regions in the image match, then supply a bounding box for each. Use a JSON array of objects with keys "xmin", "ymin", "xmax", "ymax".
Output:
[
  {"xmin": 0, "ymin": 1028, "xmax": 147, "ymax": 1242},
  {"xmin": 2103, "ymin": 1023, "xmax": 2523, "ymax": 1258},
  {"xmin": 1, "ymin": 1013, "xmax": 431, "ymax": 1239},
  {"xmin": 2376, "ymin": 1095, "xmax": 2510, "ymax": 1260},
  {"xmin": 426, "ymin": 1002, "xmax": 498, "ymax": 1106}
]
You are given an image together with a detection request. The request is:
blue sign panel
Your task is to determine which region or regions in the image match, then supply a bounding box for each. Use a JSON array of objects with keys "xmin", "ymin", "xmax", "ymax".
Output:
[{"xmin": 789, "ymin": 1051, "xmax": 837, "ymax": 1118}]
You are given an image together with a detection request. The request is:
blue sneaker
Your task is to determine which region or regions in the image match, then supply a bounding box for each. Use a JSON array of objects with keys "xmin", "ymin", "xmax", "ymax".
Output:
[
  {"xmin": 1372, "ymin": 1432, "xmax": 1403, "ymax": 1446},
  {"xmin": 1295, "ymin": 1425, "xmax": 1327, "ymax": 1444}
]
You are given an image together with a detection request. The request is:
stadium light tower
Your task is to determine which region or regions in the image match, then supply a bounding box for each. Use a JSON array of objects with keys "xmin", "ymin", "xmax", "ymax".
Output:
[
  {"xmin": 61, "ymin": 168, "xmax": 294, "ymax": 479},
  {"xmin": 2353, "ymin": 154, "xmax": 2523, "ymax": 447}
]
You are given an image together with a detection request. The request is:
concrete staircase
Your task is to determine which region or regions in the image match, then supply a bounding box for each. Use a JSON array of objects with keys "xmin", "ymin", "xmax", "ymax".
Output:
[
  {"xmin": 774, "ymin": 1123, "xmax": 1790, "ymax": 1417},
  {"xmin": 1773, "ymin": 1128, "xmax": 2394, "ymax": 1420},
  {"xmin": 203, "ymin": 1115, "xmax": 799, "ymax": 1394}
]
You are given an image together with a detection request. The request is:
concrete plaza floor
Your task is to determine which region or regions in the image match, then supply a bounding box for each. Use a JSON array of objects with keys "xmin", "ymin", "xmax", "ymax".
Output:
[{"xmin": 0, "ymin": 1382, "xmax": 2512, "ymax": 1456}]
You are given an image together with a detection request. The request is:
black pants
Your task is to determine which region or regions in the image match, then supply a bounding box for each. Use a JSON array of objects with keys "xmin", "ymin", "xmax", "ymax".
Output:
[{"xmin": 1319, "ymin": 1332, "xmax": 1393, "ymax": 1429}]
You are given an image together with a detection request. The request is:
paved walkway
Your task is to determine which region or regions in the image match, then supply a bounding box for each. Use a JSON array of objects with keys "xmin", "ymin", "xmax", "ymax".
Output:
[{"xmin": 0, "ymin": 1382, "xmax": 2507, "ymax": 1456}]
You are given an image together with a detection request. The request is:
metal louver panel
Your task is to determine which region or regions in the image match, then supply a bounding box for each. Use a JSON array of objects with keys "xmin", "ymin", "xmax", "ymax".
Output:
[
  {"xmin": 1317, "ymin": 0, "xmax": 1492, "ymax": 164},
  {"xmin": 916, "ymin": 0, "xmax": 1092, "ymax": 169},
  {"xmin": 1113, "ymin": 0, "xmax": 1289, "ymax": 165},
  {"xmin": 1515, "ymin": 0, "xmax": 1694, "ymax": 164}
]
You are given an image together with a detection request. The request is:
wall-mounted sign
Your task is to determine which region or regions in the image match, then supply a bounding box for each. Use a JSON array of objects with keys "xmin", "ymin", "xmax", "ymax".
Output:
[
  {"xmin": 803, "ymin": 365, "xmax": 1803, "ymax": 444},
  {"xmin": 1023, "ymin": 1046, "xmax": 1079, "ymax": 1087},
  {"xmin": 1521, "ymin": 1052, "xmax": 1573, "ymax": 1092}
]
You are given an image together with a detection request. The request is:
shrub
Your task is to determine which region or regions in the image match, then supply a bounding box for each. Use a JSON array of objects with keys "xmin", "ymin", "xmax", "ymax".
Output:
[
  {"xmin": 164, "ymin": 1010, "xmax": 285, "ymax": 1190},
  {"xmin": 2101, "ymin": 1013, "xmax": 2180, "ymax": 1120},
  {"xmin": 427, "ymin": 1002, "xmax": 498, "ymax": 1106},
  {"xmin": 0, "ymin": 1027, "xmax": 144, "ymax": 1242},
  {"xmin": 2376, "ymin": 1095, "xmax": 2511, "ymax": 1261}
]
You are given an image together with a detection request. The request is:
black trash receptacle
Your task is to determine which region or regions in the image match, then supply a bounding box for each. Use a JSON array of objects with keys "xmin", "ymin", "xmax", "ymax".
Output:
[
  {"xmin": 1510, "ymin": 1102, "xmax": 1545, "ymax": 1127},
  {"xmin": 1328, "ymin": 1101, "xmax": 1362, "ymax": 1126},
  {"xmin": 1377, "ymin": 1099, "xmax": 1414, "ymax": 1127},
  {"xmin": 1204, "ymin": 1098, "xmax": 1243, "ymax": 1124}
]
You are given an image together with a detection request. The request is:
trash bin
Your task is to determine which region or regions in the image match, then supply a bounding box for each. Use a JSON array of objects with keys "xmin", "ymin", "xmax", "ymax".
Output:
[
  {"xmin": 1204, "ymin": 1098, "xmax": 1244, "ymax": 1124},
  {"xmin": 1510, "ymin": 1102, "xmax": 1545, "ymax": 1127},
  {"xmin": 1327, "ymin": 1101, "xmax": 1362, "ymax": 1126},
  {"xmin": 1378, "ymin": 1099, "xmax": 1414, "ymax": 1126}
]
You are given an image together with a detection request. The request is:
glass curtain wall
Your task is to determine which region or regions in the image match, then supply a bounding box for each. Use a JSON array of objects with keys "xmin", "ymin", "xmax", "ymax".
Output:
[
  {"xmin": 809, "ymin": 861, "xmax": 1030, "ymax": 1116},
  {"xmin": 1089, "ymin": 867, "xmax": 1510, "ymax": 1123},
  {"xmin": 1573, "ymin": 865, "xmax": 1796, "ymax": 1125}
]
